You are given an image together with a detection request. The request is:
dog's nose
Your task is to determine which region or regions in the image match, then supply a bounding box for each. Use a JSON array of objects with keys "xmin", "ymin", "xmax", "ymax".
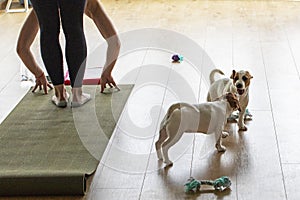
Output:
[{"xmin": 236, "ymin": 83, "xmax": 243, "ymax": 88}]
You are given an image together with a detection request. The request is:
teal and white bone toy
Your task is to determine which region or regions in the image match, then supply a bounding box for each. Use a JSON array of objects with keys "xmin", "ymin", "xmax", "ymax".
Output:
[{"xmin": 184, "ymin": 176, "xmax": 231, "ymax": 192}]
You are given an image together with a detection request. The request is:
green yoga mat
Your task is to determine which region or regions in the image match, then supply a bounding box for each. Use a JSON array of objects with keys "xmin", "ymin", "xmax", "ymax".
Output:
[{"xmin": 0, "ymin": 85, "xmax": 133, "ymax": 196}]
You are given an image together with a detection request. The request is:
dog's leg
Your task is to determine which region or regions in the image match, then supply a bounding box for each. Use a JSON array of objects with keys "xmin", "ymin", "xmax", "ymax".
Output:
[
  {"xmin": 215, "ymin": 128, "xmax": 226, "ymax": 152},
  {"xmin": 155, "ymin": 127, "xmax": 168, "ymax": 160},
  {"xmin": 161, "ymin": 133, "xmax": 183, "ymax": 167},
  {"xmin": 238, "ymin": 107, "xmax": 247, "ymax": 131},
  {"xmin": 238, "ymin": 95, "xmax": 249, "ymax": 131},
  {"xmin": 161, "ymin": 137, "xmax": 174, "ymax": 166},
  {"xmin": 222, "ymin": 121, "xmax": 229, "ymax": 138},
  {"xmin": 160, "ymin": 113, "xmax": 182, "ymax": 166},
  {"xmin": 161, "ymin": 123, "xmax": 185, "ymax": 167}
]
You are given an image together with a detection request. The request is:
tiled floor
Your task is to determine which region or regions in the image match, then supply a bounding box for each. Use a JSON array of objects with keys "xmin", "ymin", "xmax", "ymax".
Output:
[{"xmin": 1, "ymin": 0, "xmax": 300, "ymax": 199}]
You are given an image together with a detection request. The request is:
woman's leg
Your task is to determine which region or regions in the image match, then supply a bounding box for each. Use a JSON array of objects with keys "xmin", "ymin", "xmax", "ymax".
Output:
[
  {"xmin": 30, "ymin": 0, "xmax": 64, "ymax": 86},
  {"xmin": 31, "ymin": 0, "xmax": 68, "ymax": 105},
  {"xmin": 59, "ymin": 0, "xmax": 87, "ymax": 88},
  {"xmin": 59, "ymin": 0, "xmax": 90, "ymax": 106}
]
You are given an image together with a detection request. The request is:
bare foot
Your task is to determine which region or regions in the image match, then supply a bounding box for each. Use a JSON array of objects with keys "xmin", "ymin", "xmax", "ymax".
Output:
[
  {"xmin": 52, "ymin": 84, "xmax": 69, "ymax": 108},
  {"xmin": 71, "ymin": 87, "xmax": 91, "ymax": 108}
]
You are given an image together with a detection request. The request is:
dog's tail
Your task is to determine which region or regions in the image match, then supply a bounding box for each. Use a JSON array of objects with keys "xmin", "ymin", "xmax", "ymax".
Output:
[{"xmin": 209, "ymin": 69, "xmax": 225, "ymax": 84}]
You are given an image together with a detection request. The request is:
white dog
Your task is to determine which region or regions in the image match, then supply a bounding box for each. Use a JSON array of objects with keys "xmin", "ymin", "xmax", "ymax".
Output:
[
  {"xmin": 155, "ymin": 93, "xmax": 240, "ymax": 166},
  {"xmin": 207, "ymin": 69, "xmax": 253, "ymax": 131}
]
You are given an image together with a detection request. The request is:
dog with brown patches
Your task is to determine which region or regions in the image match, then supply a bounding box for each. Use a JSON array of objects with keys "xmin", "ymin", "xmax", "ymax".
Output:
[
  {"xmin": 207, "ymin": 69, "xmax": 253, "ymax": 131},
  {"xmin": 156, "ymin": 92, "xmax": 240, "ymax": 167}
]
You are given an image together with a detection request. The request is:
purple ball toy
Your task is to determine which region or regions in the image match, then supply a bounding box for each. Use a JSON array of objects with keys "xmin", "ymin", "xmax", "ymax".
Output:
[{"xmin": 172, "ymin": 54, "xmax": 183, "ymax": 62}]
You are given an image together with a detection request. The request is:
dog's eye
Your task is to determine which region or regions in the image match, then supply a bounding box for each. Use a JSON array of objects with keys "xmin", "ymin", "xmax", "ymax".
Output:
[
  {"xmin": 242, "ymin": 76, "xmax": 248, "ymax": 81},
  {"xmin": 234, "ymin": 77, "xmax": 239, "ymax": 81}
]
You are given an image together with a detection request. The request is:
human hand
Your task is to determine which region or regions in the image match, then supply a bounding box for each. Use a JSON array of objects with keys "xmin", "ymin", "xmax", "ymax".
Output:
[
  {"xmin": 100, "ymin": 71, "xmax": 119, "ymax": 93},
  {"xmin": 32, "ymin": 72, "xmax": 53, "ymax": 94}
]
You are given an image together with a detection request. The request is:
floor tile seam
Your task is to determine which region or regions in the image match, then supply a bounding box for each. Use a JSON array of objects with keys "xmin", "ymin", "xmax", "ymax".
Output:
[
  {"xmin": 283, "ymin": 24, "xmax": 300, "ymax": 79},
  {"xmin": 92, "ymin": 49, "xmax": 150, "ymax": 192},
  {"xmin": 138, "ymin": 56, "xmax": 174, "ymax": 200},
  {"xmin": 258, "ymin": 21, "xmax": 288, "ymax": 200},
  {"xmin": 0, "ymin": 71, "xmax": 19, "ymax": 94},
  {"xmin": 100, "ymin": 48, "xmax": 149, "ymax": 166}
]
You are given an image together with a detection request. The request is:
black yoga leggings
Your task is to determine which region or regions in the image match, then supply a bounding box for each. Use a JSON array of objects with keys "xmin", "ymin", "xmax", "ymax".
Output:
[{"xmin": 31, "ymin": 0, "xmax": 87, "ymax": 87}]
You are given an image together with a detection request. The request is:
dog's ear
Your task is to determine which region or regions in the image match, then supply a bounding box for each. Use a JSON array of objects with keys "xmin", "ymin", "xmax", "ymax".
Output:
[
  {"xmin": 230, "ymin": 70, "xmax": 236, "ymax": 79},
  {"xmin": 246, "ymin": 71, "xmax": 253, "ymax": 79}
]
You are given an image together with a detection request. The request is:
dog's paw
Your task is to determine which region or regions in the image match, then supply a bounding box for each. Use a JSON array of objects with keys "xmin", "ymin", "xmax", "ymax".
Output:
[
  {"xmin": 164, "ymin": 160, "xmax": 173, "ymax": 167},
  {"xmin": 222, "ymin": 131, "xmax": 229, "ymax": 138},
  {"xmin": 238, "ymin": 126, "xmax": 248, "ymax": 132}
]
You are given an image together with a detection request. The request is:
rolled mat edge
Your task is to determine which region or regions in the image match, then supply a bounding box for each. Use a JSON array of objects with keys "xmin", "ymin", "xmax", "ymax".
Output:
[{"xmin": 0, "ymin": 172, "xmax": 86, "ymax": 196}]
